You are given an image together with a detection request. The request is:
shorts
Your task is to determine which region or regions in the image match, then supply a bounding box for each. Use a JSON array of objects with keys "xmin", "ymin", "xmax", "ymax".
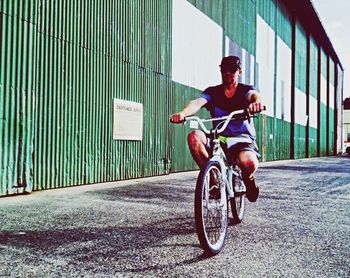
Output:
[{"xmin": 205, "ymin": 136, "xmax": 261, "ymax": 161}]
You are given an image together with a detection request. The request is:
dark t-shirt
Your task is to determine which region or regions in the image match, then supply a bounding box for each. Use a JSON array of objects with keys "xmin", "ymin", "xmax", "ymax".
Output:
[{"xmin": 201, "ymin": 83, "xmax": 257, "ymax": 139}]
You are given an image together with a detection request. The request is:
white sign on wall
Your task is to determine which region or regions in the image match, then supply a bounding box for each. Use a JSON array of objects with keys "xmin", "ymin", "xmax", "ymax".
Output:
[{"xmin": 113, "ymin": 99, "xmax": 143, "ymax": 141}]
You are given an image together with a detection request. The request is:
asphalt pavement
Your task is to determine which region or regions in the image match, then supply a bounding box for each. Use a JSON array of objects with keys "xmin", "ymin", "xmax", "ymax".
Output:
[{"xmin": 1, "ymin": 156, "xmax": 350, "ymax": 277}]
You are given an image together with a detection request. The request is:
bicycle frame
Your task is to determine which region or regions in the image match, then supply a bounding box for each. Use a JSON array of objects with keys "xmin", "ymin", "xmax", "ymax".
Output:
[
  {"xmin": 185, "ymin": 109, "xmax": 250, "ymax": 201},
  {"xmin": 185, "ymin": 108, "xmax": 265, "ymax": 254}
]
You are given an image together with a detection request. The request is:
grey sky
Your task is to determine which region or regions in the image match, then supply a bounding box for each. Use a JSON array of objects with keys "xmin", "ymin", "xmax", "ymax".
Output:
[{"xmin": 311, "ymin": 0, "xmax": 350, "ymax": 98}]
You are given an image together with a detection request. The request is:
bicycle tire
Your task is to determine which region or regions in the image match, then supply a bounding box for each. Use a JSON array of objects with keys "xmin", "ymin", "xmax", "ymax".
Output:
[
  {"xmin": 230, "ymin": 175, "xmax": 245, "ymax": 224},
  {"xmin": 194, "ymin": 161, "xmax": 228, "ymax": 255}
]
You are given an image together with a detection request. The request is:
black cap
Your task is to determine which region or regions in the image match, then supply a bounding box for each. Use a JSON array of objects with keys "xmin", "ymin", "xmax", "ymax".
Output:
[{"xmin": 220, "ymin": 56, "xmax": 241, "ymax": 72}]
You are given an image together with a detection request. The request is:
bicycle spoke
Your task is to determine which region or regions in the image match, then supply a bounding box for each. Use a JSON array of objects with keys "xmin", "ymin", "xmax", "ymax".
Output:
[
  {"xmin": 203, "ymin": 169, "xmax": 227, "ymax": 245},
  {"xmin": 195, "ymin": 161, "xmax": 228, "ymax": 254}
]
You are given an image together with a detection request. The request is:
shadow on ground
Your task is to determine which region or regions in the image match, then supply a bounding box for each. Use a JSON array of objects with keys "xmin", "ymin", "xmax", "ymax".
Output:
[
  {"xmin": 0, "ymin": 214, "xmax": 212, "ymax": 273},
  {"xmin": 85, "ymin": 181, "xmax": 194, "ymax": 207}
]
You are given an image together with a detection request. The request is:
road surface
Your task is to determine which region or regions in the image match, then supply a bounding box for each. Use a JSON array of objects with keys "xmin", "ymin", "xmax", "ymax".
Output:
[{"xmin": 1, "ymin": 156, "xmax": 349, "ymax": 277}]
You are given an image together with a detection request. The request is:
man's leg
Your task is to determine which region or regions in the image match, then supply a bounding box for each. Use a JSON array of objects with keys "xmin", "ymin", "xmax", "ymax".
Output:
[
  {"xmin": 187, "ymin": 130, "xmax": 209, "ymax": 168},
  {"xmin": 188, "ymin": 130, "xmax": 221, "ymax": 199},
  {"xmin": 236, "ymin": 150, "xmax": 259, "ymax": 178},
  {"xmin": 236, "ymin": 150, "xmax": 259, "ymax": 202}
]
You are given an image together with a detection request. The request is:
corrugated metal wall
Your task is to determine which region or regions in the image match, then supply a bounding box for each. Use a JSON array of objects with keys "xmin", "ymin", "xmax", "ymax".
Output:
[
  {"xmin": 328, "ymin": 58, "xmax": 335, "ymax": 155},
  {"xmin": 256, "ymin": 0, "xmax": 293, "ymax": 161},
  {"xmin": 0, "ymin": 1, "xmax": 36, "ymax": 194},
  {"xmin": 170, "ymin": 84, "xmax": 206, "ymax": 173},
  {"xmin": 319, "ymin": 48, "xmax": 328, "ymax": 156},
  {"xmin": 1, "ymin": 0, "xmax": 177, "ymax": 195},
  {"xmin": 309, "ymin": 36, "xmax": 318, "ymax": 157},
  {"xmin": 275, "ymin": 1, "xmax": 292, "ymax": 161},
  {"xmin": 32, "ymin": 0, "xmax": 175, "ymax": 189},
  {"xmin": 294, "ymin": 21, "xmax": 307, "ymax": 159},
  {"xmin": 337, "ymin": 66, "xmax": 344, "ymax": 153},
  {"xmin": 0, "ymin": 0, "xmax": 344, "ymax": 196}
]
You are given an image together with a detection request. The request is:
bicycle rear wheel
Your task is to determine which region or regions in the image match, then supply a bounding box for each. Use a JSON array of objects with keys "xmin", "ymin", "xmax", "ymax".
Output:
[
  {"xmin": 230, "ymin": 175, "xmax": 245, "ymax": 224},
  {"xmin": 194, "ymin": 161, "xmax": 228, "ymax": 255}
]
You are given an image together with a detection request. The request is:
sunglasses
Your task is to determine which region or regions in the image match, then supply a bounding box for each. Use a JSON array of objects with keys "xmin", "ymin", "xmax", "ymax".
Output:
[{"xmin": 220, "ymin": 66, "xmax": 240, "ymax": 73}]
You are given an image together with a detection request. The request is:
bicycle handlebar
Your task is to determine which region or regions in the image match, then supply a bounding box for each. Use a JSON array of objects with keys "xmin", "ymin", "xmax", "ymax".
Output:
[{"xmin": 184, "ymin": 106, "xmax": 266, "ymax": 135}]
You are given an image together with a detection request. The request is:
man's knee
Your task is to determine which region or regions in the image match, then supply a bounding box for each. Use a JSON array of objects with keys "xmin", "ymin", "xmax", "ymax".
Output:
[
  {"xmin": 241, "ymin": 159, "xmax": 258, "ymax": 173},
  {"xmin": 238, "ymin": 152, "xmax": 258, "ymax": 174},
  {"xmin": 187, "ymin": 130, "xmax": 206, "ymax": 148}
]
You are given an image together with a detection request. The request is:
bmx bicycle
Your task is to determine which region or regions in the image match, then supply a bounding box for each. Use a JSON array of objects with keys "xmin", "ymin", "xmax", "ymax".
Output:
[{"xmin": 184, "ymin": 108, "xmax": 263, "ymax": 255}]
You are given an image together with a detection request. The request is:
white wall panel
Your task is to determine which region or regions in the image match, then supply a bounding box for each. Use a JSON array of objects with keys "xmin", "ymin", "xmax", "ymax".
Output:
[
  {"xmin": 295, "ymin": 88, "xmax": 308, "ymax": 126},
  {"xmin": 256, "ymin": 15, "xmax": 275, "ymax": 117},
  {"xmin": 309, "ymin": 96, "xmax": 318, "ymax": 129},
  {"xmin": 172, "ymin": 0, "xmax": 223, "ymax": 90},
  {"xmin": 241, "ymin": 48, "xmax": 246, "ymax": 84},
  {"xmin": 321, "ymin": 76, "xmax": 327, "ymax": 105},
  {"xmin": 276, "ymin": 37, "xmax": 292, "ymax": 122},
  {"xmin": 329, "ymin": 84, "xmax": 334, "ymax": 109},
  {"xmin": 225, "ymin": 36, "xmax": 255, "ymax": 86},
  {"xmin": 250, "ymin": 55, "xmax": 255, "ymax": 87}
]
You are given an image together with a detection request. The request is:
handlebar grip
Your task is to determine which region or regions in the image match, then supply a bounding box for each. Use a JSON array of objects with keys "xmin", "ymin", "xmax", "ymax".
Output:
[
  {"xmin": 169, "ymin": 115, "xmax": 186, "ymax": 124},
  {"xmin": 170, "ymin": 120, "xmax": 186, "ymax": 124}
]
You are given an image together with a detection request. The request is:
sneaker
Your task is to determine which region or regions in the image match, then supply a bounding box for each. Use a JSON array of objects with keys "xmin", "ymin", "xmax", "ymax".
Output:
[{"xmin": 243, "ymin": 175, "xmax": 259, "ymax": 202}]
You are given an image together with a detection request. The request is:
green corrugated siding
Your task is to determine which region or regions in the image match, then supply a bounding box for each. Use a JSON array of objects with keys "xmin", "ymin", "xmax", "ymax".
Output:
[
  {"xmin": 275, "ymin": 1, "xmax": 291, "ymax": 160},
  {"xmin": 258, "ymin": 0, "xmax": 292, "ymax": 47},
  {"xmin": 254, "ymin": 114, "xmax": 265, "ymax": 161},
  {"xmin": 265, "ymin": 117, "xmax": 275, "ymax": 161},
  {"xmin": 320, "ymin": 103, "xmax": 327, "ymax": 156},
  {"xmin": 309, "ymin": 37, "xmax": 318, "ymax": 99},
  {"xmin": 188, "ymin": 0, "xmax": 256, "ymax": 56},
  {"xmin": 257, "ymin": 0, "xmax": 277, "ymax": 29},
  {"xmin": 1, "ymin": 0, "xmax": 175, "ymax": 195},
  {"xmin": 257, "ymin": 0, "xmax": 292, "ymax": 161},
  {"xmin": 336, "ymin": 66, "xmax": 343, "ymax": 153},
  {"xmin": 263, "ymin": 117, "xmax": 291, "ymax": 161},
  {"xmin": 0, "ymin": 0, "xmax": 344, "ymax": 196},
  {"xmin": 276, "ymin": 119, "xmax": 291, "ymax": 160},
  {"xmin": 226, "ymin": 0, "xmax": 256, "ymax": 55},
  {"xmin": 308, "ymin": 36, "xmax": 318, "ymax": 157},
  {"xmin": 275, "ymin": 0, "xmax": 292, "ymax": 48},
  {"xmin": 169, "ymin": 84, "xmax": 208, "ymax": 172},
  {"xmin": 295, "ymin": 123, "xmax": 306, "ymax": 159},
  {"xmin": 0, "ymin": 0, "xmax": 37, "ymax": 23},
  {"xmin": 254, "ymin": 115, "xmax": 290, "ymax": 162},
  {"xmin": 309, "ymin": 127, "xmax": 318, "ymax": 157},
  {"xmin": 328, "ymin": 59, "xmax": 334, "ymax": 155},
  {"xmin": 320, "ymin": 49, "xmax": 327, "ymax": 156},
  {"xmin": 0, "ymin": 9, "xmax": 36, "ymax": 194},
  {"xmin": 294, "ymin": 21, "xmax": 307, "ymax": 159},
  {"xmin": 295, "ymin": 22, "xmax": 307, "ymax": 92},
  {"xmin": 186, "ymin": 0, "xmax": 224, "ymax": 27}
]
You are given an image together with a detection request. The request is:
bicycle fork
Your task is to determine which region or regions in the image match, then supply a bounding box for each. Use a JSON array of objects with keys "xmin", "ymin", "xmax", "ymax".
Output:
[{"xmin": 227, "ymin": 166, "xmax": 246, "ymax": 199}]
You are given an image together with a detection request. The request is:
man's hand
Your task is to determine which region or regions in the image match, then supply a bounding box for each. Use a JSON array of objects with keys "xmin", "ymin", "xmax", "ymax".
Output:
[
  {"xmin": 249, "ymin": 102, "xmax": 265, "ymax": 114},
  {"xmin": 170, "ymin": 112, "xmax": 185, "ymax": 123}
]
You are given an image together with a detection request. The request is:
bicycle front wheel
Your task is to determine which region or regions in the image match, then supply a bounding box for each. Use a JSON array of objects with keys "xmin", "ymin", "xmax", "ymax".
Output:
[
  {"xmin": 194, "ymin": 161, "xmax": 228, "ymax": 255},
  {"xmin": 230, "ymin": 175, "xmax": 245, "ymax": 224}
]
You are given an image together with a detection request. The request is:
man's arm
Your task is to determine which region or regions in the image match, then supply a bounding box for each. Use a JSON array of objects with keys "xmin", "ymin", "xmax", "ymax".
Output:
[
  {"xmin": 246, "ymin": 90, "xmax": 264, "ymax": 113},
  {"xmin": 170, "ymin": 97, "xmax": 208, "ymax": 123}
]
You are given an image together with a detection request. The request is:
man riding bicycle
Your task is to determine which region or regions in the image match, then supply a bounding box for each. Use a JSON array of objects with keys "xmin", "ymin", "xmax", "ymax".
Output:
[{"xmin": 170, "ymin": 56, "xmax": 264, "ymax": 202}]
